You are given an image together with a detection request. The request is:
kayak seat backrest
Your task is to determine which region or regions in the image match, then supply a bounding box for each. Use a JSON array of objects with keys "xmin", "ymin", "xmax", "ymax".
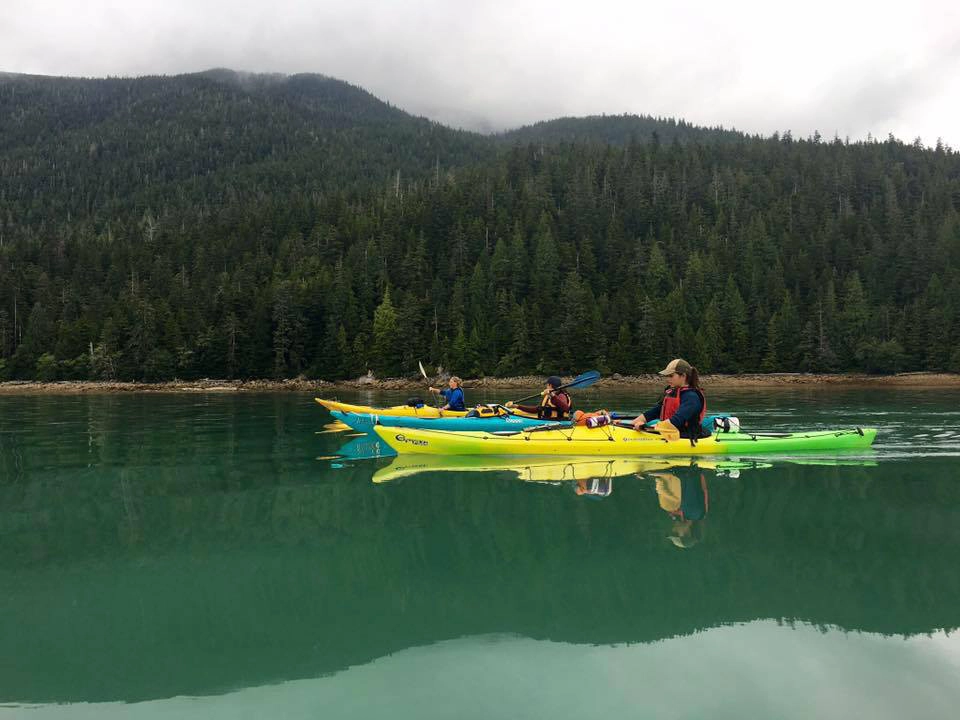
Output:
[{"xmin": 704, "ymin": 415, "xmax": 741, "ymax": 434}]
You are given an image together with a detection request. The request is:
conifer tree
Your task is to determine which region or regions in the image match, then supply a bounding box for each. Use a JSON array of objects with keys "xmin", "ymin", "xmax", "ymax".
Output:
[{"xmin": 371, "ymin": 287, "xmax": 402, "ymax": 377}]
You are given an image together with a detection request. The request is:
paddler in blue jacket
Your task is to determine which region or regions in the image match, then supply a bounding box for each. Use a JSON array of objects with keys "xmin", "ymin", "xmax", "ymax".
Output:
[
  {"xmin": 631, "ymin": 359, "xmax": 707, "ymax": 440},
  {"xmin": 429, "ymin": 376, "xmax": 466, "ymax": 412}
]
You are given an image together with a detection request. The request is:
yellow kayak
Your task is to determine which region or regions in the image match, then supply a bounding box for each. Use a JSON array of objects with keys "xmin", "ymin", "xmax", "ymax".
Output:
[
  {"xmin": 315, "ymin": 398, "xmax": 542, "ymax": 421},
  {"xmin": 315, "ymin": 398, "xmax": 469, "ymax": 418},
  {"xmin": 372, "ymin": 424, "xmax": 877, "ymax": 456}
]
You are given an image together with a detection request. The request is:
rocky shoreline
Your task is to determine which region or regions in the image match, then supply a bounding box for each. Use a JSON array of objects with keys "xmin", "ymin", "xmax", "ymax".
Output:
[{"xmin": 1, "ymin": 372, "xmax": 958, "ymax": 394}]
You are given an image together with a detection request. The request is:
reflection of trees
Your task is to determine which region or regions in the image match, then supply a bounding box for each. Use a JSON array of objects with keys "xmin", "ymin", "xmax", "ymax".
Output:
[{"xmin": 2, "ymin": 457, "xmax": 959, "ymax": 703}]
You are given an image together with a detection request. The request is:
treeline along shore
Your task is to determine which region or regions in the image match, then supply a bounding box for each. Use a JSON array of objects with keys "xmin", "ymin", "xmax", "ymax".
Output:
[
  {"xmin": 1, "ymin": 70, "xmax": 959, "ymax": 384},
  {"xmin": 2, "ymin": 372, "xmax": 958, "ymax": 394}
]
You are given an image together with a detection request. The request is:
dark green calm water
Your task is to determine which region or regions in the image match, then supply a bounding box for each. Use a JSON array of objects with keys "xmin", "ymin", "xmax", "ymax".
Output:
[{"xmin": 2, "ymin": 388, "xmax": 960, "ymax": 719}]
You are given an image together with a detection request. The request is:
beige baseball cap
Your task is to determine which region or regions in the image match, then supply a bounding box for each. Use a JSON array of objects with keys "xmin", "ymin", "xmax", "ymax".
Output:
[{"xmin": 658, "ymin": 358, "xmax": 692, "ymax": 376}]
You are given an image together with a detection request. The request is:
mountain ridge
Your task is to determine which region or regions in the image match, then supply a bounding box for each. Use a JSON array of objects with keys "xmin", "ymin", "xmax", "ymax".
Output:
[{"xmin": 0, "ymin": 67, "xmax": 766, "ymax": 143}]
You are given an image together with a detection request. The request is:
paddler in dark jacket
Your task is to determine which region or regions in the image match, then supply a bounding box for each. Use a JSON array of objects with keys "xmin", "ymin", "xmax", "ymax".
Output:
[
  {"xmin": 506, "ymin": 375, "xmax": 572, "ymax": 419},
  {"xmin": 631, "ymin": 359, "xmax": 707, "ymax": 440}
]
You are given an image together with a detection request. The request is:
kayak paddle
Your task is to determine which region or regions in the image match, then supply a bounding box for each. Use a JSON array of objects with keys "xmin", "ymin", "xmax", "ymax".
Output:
[
  {"xmin": 419, "ymin": 360, "xmax": 442, "ymax": 409},
  {"xmin": 510, "ymin": 370, "xmax": 601, "ymax": 405}
]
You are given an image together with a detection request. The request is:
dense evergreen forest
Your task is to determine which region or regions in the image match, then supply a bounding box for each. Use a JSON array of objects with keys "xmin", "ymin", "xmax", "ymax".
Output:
[{"xmin": 1, "ymin": 69, "xmax": 959, "ymax": 381}]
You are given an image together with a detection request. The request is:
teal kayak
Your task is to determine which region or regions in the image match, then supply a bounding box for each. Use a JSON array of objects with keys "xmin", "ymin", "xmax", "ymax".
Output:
[
  {"xmin": 330, "ymin": 409, "xmax": 561, "ymax": 433},
  {"xmin": 329, "ymin": 409, "xmax": 739, "ymax": 435}
]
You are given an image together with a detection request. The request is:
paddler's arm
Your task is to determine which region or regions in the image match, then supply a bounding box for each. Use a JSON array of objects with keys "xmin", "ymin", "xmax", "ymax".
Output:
[
  {"xmin": 552, "ymin": 392, "xmax": 571, "ymax": 414},
  {"xmin": 511, "ymin": 403, "xmax": 539, "ymax": 415},
  {"xmin": 631, "ymin": 401, "xmax": 663, "ymax": 430}
]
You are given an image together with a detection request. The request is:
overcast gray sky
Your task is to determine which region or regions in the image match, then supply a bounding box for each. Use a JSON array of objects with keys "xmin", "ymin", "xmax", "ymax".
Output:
[{"xmin": 4, "ymin": 0, "xmax": 959, "ymax": 144}]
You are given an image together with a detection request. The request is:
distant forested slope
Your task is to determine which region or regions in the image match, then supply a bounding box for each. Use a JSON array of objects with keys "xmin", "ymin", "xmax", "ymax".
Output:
[
  {"xmin": 499, "ymin": 113, "xmax": 749, "ymax": 146},
  {"xmin": 0, "ymin": 69, "xmax": 491, "ymax": 226},
  {"xmin": 1, "ymin": 70, "xmax": 958, "ymax": 381}
]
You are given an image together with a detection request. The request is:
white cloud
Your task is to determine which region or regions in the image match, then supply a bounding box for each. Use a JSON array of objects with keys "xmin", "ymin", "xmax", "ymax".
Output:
[{"xmin": 2, "ymin": 0, "xmax": 958, "ymax": 144}]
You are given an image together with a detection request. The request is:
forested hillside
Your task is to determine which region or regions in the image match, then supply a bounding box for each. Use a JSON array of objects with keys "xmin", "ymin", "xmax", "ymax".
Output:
[
  {"xmin": 1, "ymin": 70, "xmax": 959, "ymax": 381},
  {"xmin": 0, "ymin": 69, "xmax": 490, "ymax": 225},
  {"xmin": 499, "ymin": 113, "xmax": 749, "ymax": 146}
]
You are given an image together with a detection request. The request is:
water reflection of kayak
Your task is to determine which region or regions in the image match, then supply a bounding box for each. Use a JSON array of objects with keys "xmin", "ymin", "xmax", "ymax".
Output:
[
  {"xmin": 330, "ymin": 434, "xmax": 398, "ymax": 460},
  {"xmin": 371, "ymin": 455, "xmax": 759, "ymax": 484},
  {"xmin": 373, "ymin": 424, "xmax": 878, "ymax": 456}
]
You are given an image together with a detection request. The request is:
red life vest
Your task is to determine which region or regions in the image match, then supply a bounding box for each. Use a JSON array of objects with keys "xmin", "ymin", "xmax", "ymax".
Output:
[{"xmin": 660, "ymin": 386, "xmax": 707, "ymax": 425}]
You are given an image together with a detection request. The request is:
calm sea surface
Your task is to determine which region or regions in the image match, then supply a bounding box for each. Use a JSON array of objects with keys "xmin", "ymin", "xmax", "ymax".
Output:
[{"xmin": 1, "ymin": 387, "xmax": 959, "ymax": 719}]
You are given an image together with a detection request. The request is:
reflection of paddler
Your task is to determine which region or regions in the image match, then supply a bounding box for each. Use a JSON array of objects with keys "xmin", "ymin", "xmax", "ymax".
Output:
[
  {"xmin": 575, "ymin": 477, "xmax": 613, "ymax": 498},
  {"xmin": 651, "ymin": 468, "xmax": 709, "ymax": 548}
]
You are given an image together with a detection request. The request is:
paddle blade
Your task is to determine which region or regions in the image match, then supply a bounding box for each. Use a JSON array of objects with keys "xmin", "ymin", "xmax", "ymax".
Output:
[
  {"xmin": 654, "ymin": 420, "xmax": 680, "ymax": 442},
  {"xmin": 564, "ymin": 370, "xmax": 601, "ymax": 390},
  {"xmin": 418, "ymin": 361, "xmax": 429, "ymax": 380}
]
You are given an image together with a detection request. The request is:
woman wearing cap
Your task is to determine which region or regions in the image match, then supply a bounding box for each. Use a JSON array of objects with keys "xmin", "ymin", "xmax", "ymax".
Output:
[
  {"xmin": 631, "ymin": 359, "xmax": 707, "ymax": 440},
  {"xmin": 428, "ymin": 376, "xmax": 466, "ymax": 412},
  {"xmin": 506, "ymin": 375, "xmax": 572, "ymax": 419}
]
